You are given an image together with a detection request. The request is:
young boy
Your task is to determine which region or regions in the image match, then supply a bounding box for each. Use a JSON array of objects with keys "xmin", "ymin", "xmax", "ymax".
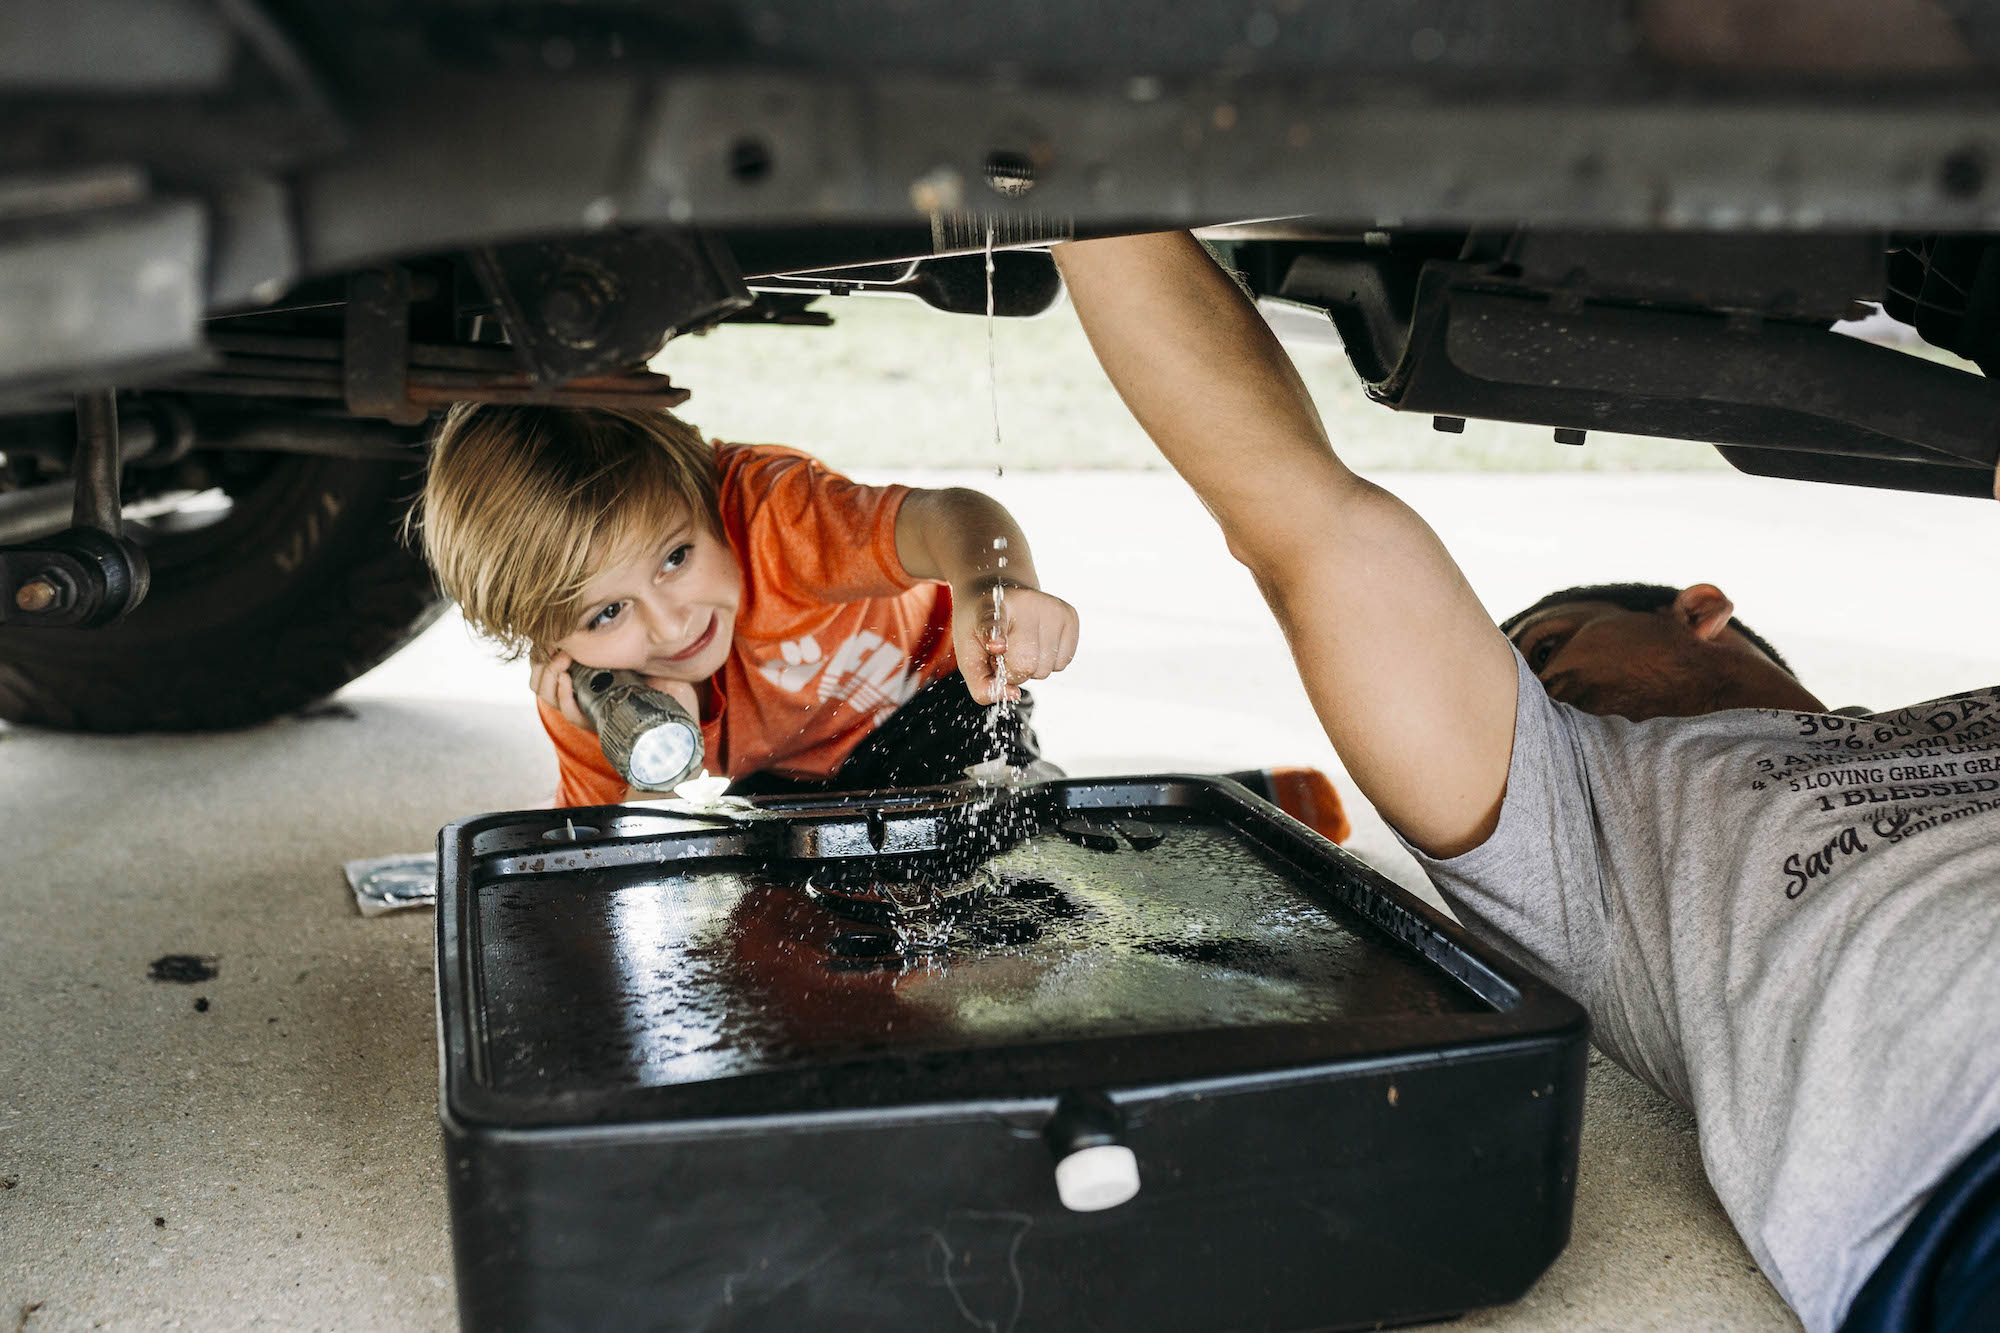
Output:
[{"xmin": 417, "ymin": 403, "xmax": 1078, "ymax": 807}]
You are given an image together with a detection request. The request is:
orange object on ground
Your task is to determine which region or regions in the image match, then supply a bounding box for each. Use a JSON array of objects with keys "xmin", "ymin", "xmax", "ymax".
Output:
[
  {"xmin": 1228, "ymin": 765, "xmax": 1351, "ymax": 844},
  {"xmin": 541, "ymin": 443, "xmax": 958, "ymax": 807}
]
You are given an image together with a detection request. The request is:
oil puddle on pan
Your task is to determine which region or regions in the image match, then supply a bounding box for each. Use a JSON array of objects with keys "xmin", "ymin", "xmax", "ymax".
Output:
[{"xmin": 471, "ymin": 818, "xmax": 1483, "ymax": 1095}]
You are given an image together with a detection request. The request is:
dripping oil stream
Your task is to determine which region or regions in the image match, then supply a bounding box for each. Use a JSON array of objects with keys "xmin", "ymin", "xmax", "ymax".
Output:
[{"xmin": 983, "ymin": 224, "xmax": 1015, "ymax": 734}]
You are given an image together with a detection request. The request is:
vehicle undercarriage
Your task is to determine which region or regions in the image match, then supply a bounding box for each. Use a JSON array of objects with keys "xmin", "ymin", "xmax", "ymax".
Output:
[{"xmin": 4, "ymin": 0, "xmax": 1998, "ymax": 728}]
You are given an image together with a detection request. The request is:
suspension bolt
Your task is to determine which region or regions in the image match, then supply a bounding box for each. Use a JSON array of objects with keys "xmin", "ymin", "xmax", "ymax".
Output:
[
  {"xmin": 15, "ymin": 578, "xmax": 63, "ymax": 613},
  {"xmin": 540, "ymin": 267, "xmax": 614, "ymax": 347}
]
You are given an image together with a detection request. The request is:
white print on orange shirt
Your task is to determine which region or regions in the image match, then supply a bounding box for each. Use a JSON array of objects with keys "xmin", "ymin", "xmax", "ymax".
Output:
[
  {"xmin": 819, "ymin": 631, "xmax": 922, "ymax": 717},
  {"xmin": 755, "ymin": 631, "xmax": 922, "ymax": 718},
  {"xmin": 757, "ymin": 635, "xmax": 824, "ymax": 692}
]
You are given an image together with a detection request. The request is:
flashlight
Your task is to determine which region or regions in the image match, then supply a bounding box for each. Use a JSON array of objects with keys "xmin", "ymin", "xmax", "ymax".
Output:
[{"xmin": 567, "ymin": 664, "xmax": 706, "ymax": 792}]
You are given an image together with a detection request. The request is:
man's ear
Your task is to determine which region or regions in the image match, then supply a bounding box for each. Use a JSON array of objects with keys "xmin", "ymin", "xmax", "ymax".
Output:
[{"xmin": 1674, "ymin": 583, "xmax": 1736, "ymax": 641}]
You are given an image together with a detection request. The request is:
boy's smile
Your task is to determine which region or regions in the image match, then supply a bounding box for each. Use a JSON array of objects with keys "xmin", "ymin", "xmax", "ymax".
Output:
[
  {"xmin": 554, "ymin": 520, "xmax": 742, "ymax": 684},
  {"xmin": 659, "ymin": 610, "xmax": 720, "ymax": 666}
]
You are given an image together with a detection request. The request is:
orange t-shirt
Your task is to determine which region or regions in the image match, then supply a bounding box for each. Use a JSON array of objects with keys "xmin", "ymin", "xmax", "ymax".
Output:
[{"xmin": 539, "ymin": 443, "xmax": 958, "ymax": 807}]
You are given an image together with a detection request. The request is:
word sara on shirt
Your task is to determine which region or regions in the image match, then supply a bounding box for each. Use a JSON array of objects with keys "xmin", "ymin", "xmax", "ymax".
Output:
[
  {"xmin": 756, "ymin": 631, "xmax": 923, "ymax": 720},
  {"xmin": 1781, "ymin": 825, "xmax": 1870, "ymax": 900}
]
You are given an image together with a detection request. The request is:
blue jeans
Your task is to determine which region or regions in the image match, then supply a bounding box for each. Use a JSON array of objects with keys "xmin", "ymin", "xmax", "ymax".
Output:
[{"xmin": 1839, "ymin": 1120, "xmax": 2000, "ymax": 1332}]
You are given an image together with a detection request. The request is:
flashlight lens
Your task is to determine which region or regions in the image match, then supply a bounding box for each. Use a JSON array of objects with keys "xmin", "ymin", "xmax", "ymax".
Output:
[{"xmin": 628, "ymin": 722, "xmax": 699, "ymax": 788}]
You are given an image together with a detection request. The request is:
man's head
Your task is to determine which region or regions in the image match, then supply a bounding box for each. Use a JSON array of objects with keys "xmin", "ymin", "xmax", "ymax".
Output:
[
  {"xmin": 419, "ymin": 404, "xmax": 738, "ymax": 677},
  {"xmin": 1500, "ymin": 582, "xmax": 1821, "ymax": 721}
]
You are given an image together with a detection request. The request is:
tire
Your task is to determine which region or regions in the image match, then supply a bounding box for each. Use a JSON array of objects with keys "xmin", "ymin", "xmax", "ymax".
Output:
[{"xmin": 0, "ymin": 453, "xmax": 445, "ymax": 732}]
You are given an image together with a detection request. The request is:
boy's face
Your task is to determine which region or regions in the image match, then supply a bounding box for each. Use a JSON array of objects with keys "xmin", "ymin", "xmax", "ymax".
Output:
[{"xmin": 552, "ymin": 513, "xmax": 742, "ymax": 684}]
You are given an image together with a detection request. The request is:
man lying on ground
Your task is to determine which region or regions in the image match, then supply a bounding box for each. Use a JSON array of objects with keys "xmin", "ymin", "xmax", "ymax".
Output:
[{"xmin": 1053, "ymin": 230, "xmax": 2000, "ymax": 1333}]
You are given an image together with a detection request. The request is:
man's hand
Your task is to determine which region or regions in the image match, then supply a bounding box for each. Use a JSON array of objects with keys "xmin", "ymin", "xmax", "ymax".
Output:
[{"xmin": 953, "ymin": 580, "xmax": 1079, "ymax": 704}]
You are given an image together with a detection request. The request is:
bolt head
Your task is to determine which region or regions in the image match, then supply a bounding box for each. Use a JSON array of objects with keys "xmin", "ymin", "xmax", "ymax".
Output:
[
  {"xmin": 14, "ymin": 578, "xmax": 61, "ymax": 613},
  {"xmin": 540, "ymin": 269, "xmax": 613, "ymax": 345},
  {"xmin": 984, "ymin": 151, "xmax": 1037, "ymax": 198}
]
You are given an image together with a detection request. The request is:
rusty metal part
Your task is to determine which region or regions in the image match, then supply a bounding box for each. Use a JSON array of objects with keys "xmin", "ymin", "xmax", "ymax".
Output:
[
  {"xmin": 402, "ymin": 376, "xmax": 689, "ymax": 409},
  {"xmin": 0, "ymin": 393, "xmax": 153, "ymax": 625},
  {"xmin": 0, "ymin": 526, "xmax": 148, "ymax": 628},
  {"xmin": 14, "ymin": 578, "xmax": 61, "ymax": 613},
  {"xmin": 208, "ymin": 332, "xmax": 517, "ymax": 373},
  {"xmin": 470, "ymin": 229, "xmax": 750, "ymax": 386},
  {"xmin": 342, "ymin": 265, "xmax": 426, "ymax": 425},
  {"xmin": 170, "ymin": 333, "xmax": 690, "ymax": 414}
]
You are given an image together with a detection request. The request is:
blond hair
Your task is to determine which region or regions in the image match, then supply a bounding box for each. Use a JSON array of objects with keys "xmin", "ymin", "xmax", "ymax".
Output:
[{"xmin": 415, "ymin": 404, "xmax": 722, "ymax": 657}]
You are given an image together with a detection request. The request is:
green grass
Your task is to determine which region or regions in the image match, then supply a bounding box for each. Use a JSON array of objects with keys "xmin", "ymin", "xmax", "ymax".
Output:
[{"xmin": 652, "ymin": 292, "xmax": 1734, "ymax": 475}]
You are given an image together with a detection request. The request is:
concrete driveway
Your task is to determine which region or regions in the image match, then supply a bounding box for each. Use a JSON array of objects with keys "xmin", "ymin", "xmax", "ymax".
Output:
[{"xmin": 6, "ymin": 467, "xmax": 1996, "ymax": 1331}]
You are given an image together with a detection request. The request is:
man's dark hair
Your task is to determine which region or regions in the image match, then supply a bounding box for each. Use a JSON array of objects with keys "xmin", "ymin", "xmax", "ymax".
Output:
[{"xmin": 1499, "ymin": 582, "xmax": 1794, "ymax": 675}]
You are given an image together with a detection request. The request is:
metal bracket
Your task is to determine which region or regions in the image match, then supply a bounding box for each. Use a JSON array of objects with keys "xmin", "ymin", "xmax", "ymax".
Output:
[
  {"xmin": 343, "ymin": 265, "xmax": 428, "ymax": 426},
  {"xmin": 0, "ymin": 391, "xmax": 151, "ymax": 628},
  {"xmin": 471, "ymin": 228, "xmax": 751, "ymax": 386},
  {"xmin": 750, "ymin": 250, "xmax": 1063, "ymax": 318},
  {"xmin": 1, "ymin": 526, "xmax": 147, "ymax": 628},
  {"xmin": 1279, "ymin": 238, "xmax": 2000, "ymax": 494}
]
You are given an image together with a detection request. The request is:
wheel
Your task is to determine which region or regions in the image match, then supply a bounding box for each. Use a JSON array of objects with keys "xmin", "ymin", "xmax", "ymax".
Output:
[{"xmin": 0, "ymin": 452, "xmax": 444, "ymax": 732}]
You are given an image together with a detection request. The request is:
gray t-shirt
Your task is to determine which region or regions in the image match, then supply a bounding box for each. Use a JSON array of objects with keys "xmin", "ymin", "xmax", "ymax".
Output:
[{"xmin": 1405, "ymin": 651, "xmax": 2000, "ymax": 1332}]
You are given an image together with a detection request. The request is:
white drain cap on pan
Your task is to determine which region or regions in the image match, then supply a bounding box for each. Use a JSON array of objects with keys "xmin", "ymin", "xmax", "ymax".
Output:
[{"xmin": 1053, "ymin": 1143, "xmax": 1141, "ymax": 1212}]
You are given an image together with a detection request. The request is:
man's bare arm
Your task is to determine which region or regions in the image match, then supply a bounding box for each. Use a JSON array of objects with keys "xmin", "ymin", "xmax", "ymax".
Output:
[{"xmin": 1053, "ymin": 231, "xmax": 1519, "ymax": 857}]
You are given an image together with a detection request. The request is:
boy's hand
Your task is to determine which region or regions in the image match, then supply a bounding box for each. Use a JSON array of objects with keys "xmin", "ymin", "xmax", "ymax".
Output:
[
  {"xmin": 530, "ymin": 647, "xmax": 592, "ymax": 732},
  {"xmin": 955, "ymin": 583, "xmax": 1079, "ymax": 704},
  {"xmin": 533, "ymin": 649, "xmax": 703, "ymax": 734}
]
